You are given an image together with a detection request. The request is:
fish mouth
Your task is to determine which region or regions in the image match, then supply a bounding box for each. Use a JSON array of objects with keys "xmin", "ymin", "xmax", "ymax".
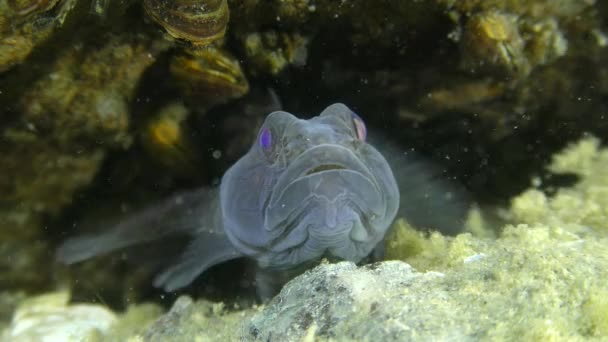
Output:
[
  {"xmin": 264, "ymin": 143, "xmax": 382, "ymax": 235},
  {"xmin": 274, "ymin": 144, "xmax": 373, "ymax": 190},
  {"xmin": 304, "ymin": 164, "xmax": 346, "ymax": 175}
]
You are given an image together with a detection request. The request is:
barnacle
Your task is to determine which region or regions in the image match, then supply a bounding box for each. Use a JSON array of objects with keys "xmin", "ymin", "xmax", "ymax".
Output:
[
  {"xmin": 143, "ymin": 0, "xmax": 229, "ymax": 45},
  {"xmin": 461, "ymin": 11, "xmax": 528, "ymax": 77},
  {"xmin": 170, "ymin": 47, "xmax": 249, "ymax": 107}
]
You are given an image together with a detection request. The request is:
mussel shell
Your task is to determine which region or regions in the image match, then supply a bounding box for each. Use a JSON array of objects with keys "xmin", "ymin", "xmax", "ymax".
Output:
[
  {"xmin": 143, "ymin": 0, "xmax": 229, "ymax": 44},
  {"xmin": 170, "ymin": 47, "xmax": 249, "ymax": 106},
  {"xmin": 8, "ymin": 0, "xmax": 60, "ymax": 16}
]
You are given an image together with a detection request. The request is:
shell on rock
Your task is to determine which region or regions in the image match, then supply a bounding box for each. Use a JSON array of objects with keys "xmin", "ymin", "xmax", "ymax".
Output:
[
  {"xmin": 143, "ymin": 0, "xmax": 229, "ymax": 44},
  {"xmin": 7, "ymin": 0, "xmax": 61, "ymax": 16},
  {"xmin": 170, "ymin": 46, "xmax": 249, "ymax": 107},
  {"xmin": 2, "ymin": 292, "xmax": 117, "ymax": 341}
]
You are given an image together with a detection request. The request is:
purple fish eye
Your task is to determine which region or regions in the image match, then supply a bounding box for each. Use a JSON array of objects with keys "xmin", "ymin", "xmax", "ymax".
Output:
[
  {"xmin": 259, "ymin": 127, "xmax": 272, "ymax": 149},
  {"xmin": 352, "ymin": 113, "xmax": 367, "ymax": 141}
]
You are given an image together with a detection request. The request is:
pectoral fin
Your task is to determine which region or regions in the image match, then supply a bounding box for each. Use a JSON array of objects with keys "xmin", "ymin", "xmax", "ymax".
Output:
[
  {"xmin": 56, "ymin": 188, "xmax": 223, "ymax": 264},
  {"xmin": 153, "ymin": 233, "xmax": 242, "ymax": 291}
]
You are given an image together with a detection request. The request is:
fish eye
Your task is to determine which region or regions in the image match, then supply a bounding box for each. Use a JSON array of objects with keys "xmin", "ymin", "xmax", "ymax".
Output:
[
  {"xmin": 351, "ymin": 112, "xmax": 367, "ymax": 141},
  {"xmin": 259, "ymin": 127, "xmax": 273, "ymax": 149}
]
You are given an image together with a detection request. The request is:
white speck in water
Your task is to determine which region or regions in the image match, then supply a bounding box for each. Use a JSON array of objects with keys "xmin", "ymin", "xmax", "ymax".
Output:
[
  {"xmin": 212, "ymin": 150, "xmax": 222, "ymax": 159},
  {"xmin": 463, "ymin": 253, "xmax": 486, "ymax": 263},
  {"xmin": 25, "ymin": 122, "xmax": 36, "ymax": 131}
]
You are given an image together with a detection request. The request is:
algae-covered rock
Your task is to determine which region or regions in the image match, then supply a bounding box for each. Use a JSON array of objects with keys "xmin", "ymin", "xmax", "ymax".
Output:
[
  {"xmin": 0, "ymin": 32, "xmax": 171, "ymax": 292},
  {"xmin": 459, "ymin": 10, "xmax": 567, "ymax": 79},
  {"xmin": 511, "ymin": 137, "xmax": 608, "ymax": 233},
  {"xmin": 142, "ymin": 296, "xmax": 257, "ymax": 341},
  {"xmin": 248, "ymin": 219, "xmax": 607, "ymax": 340},
  {"xmin": 0, "ymin": 291, "xmax": 162, "ymax": 341},
  {"xmin": 1, "ymin": 291, "xmax": 117, "ymax": 341},
  {"xmin": 102, "ymin": 302, "xmax": 164, "ymax": 342},
  {"xmin": 242, "ymin": 31, "xmax": 309, "ymax": 75},
  {"xmin": 0, "ymin": 0, "xmax": 77, "ymax": 72}
]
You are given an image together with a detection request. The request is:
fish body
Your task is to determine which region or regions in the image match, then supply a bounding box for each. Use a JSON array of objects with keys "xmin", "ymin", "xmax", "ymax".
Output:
[{"xmin": 58, "ymin": 103, "xmax": 466, "ymax": 297}]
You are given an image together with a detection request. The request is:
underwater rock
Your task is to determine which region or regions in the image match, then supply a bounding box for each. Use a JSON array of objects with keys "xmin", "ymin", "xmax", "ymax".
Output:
[
  {"xmin": 242, "ymin": 31, "xmax": 309, "ymax": 75},
  {"xmin": 17, "ymin": 34, "xmax": 170, "ymax": 151},
  {"xmin": 143, "ymin": 0, "xmax": 229, "ymax": 45},
  {"xmin": 0, "ymin": 292, "xmax": 27, "ymax": 333},
  {"xmin": 142, "ymin": 296, "xmax": 256, "ymax": 341},
  {"xmin": 437, "ymin": 0, "xmax": 593, "ymax": 19},
  {"xmin": 460, "ymin": 11, "xmax": 528, "ymax": 77},
  {"xmin": 510, "ymin": 137, "xmax": 608, "ymax": 234},
  {"xmin": 0, "ymin": 291, "xmax": 163, "ymax": 341},
  {"xmin": 247, "ymin": 217, "xmax": 607, "ymax": 340},
  {"xmin": 1, "ymin": 291, "xmax": 117, "ymax": 341},
  {"xmin": 139, "ymin": 206, "xmax": 608, "ymax": 342},
  {"xmin": 0, "ymin": 33, "xmax": 171, "ymax": 292},
  {"xmin": 460, "ymin": 10, "xmax": 568, "ymax": 79},
  {"xmin": 0, "ymin": 0, "xmax": 76, "ymax": 72}
]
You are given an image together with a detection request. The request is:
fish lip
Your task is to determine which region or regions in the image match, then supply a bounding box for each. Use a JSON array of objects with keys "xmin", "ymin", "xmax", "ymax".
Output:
[
  {"xmin": 264, "ymin": 144, "xmax": 382, "ymax": 240},
  {"xmin": 304, "ymin": 164, "xmax": 346, "ymax": 175},
  {"xmin": 270, "ymin": 144, "xmax": 375, "ymax": 206}
]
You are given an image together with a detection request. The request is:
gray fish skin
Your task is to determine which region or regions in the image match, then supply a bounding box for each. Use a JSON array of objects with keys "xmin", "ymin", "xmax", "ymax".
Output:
[
  {"xmin": 57, "ymin": 103, "xmax": 466, "ymax": 297},
  {"xmin": 220, "ymin": 103, "xmax": 399, "ymax": 271}
]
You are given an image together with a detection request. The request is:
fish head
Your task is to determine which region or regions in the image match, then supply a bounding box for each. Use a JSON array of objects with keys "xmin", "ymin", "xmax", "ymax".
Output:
[{"xmin": 220, "ymin": 103, "xmax": 399, "ymax": 269}]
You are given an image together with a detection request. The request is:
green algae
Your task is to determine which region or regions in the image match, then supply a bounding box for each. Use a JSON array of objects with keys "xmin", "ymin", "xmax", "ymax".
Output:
[
  {"xmin": 0, "ymin": 291, "xmax": 163, "ymax": 341},
  {"xmin": 103, "ymin": 303, "xmax": 164, "ymax": 341},
  {"xmin": 381, "ymin": 135, "xmax": 608, "ymax": 340},
  {"xmin": 581, "ymin": 289, "xmax": 608, "ymax": 337},
  {"xmin": 511, "ymin": 137, "xmax": 608, "ymax": 234},
  {"xmin": 139, "ymin": 296, "xmax": 259, "ymax": 341}
]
